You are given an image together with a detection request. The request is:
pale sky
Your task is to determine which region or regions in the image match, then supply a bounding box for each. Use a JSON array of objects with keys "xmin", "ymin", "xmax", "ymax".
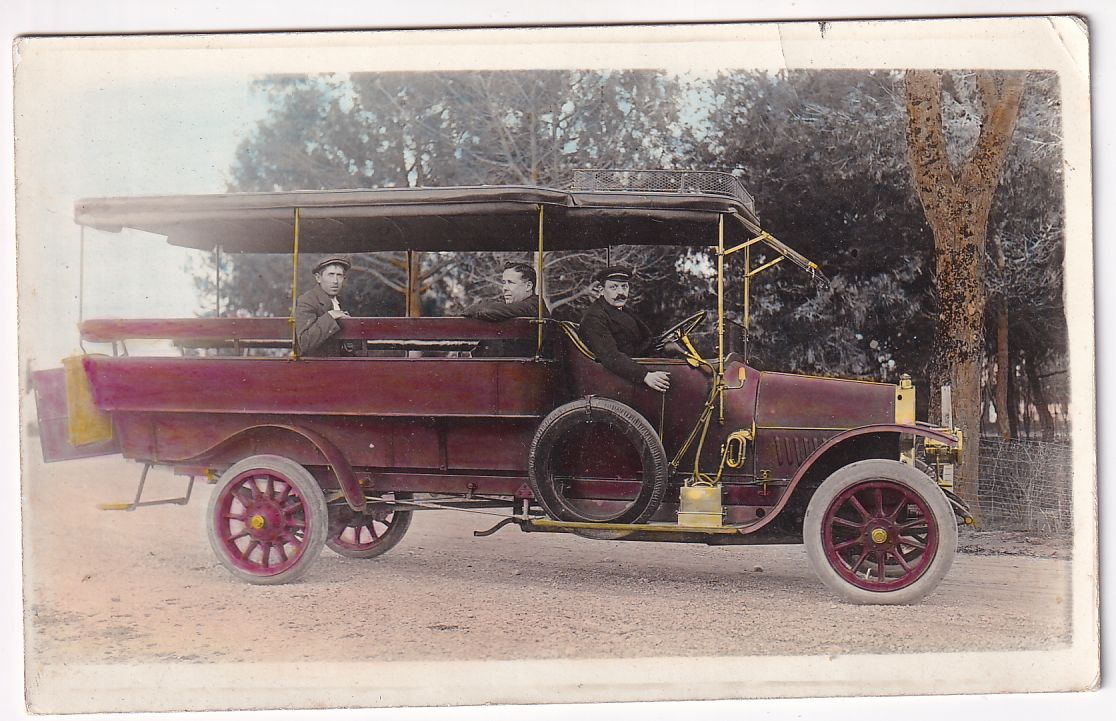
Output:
[{"xmin": 16, "ymin": 68, "xmax": 269, "ymax": 364}]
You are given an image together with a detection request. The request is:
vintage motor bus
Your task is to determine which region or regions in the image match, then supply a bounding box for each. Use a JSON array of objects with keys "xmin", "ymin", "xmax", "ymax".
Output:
[{"xmin": 32, "ymin": 169, "xmax": 970, "ymax": 604}]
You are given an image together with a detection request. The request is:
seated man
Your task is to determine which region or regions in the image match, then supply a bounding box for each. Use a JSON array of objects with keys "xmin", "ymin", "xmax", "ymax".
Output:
[
  {"xmin": 296, "ymin": 256, "xmax": 353, "ymax": 357},
  {"xmin": 462, "ymin": 261, "xmax": 548, "ymax": 357},
  {"xmin": 578, "ymin": 266, "xmax": 676, "ymax": 392}
]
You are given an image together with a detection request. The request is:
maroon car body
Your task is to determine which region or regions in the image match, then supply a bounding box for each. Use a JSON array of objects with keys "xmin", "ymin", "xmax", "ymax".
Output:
[{"xmin": 33, "ymin": 171, "xmax": 967, "ymax": 603}]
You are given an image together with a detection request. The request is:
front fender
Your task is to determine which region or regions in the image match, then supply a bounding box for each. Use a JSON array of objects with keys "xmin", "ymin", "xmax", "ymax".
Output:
[
  {"xmin": 741, "ymin": 424, "xmax": 959, "ymax": 536},
  {"xmin": 792, "ymin": 424, "xmax": 959, "ymax": 488}
]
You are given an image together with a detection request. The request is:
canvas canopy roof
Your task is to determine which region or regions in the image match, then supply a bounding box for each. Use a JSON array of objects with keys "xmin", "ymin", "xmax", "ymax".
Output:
[{"xmin": 74, "ymin": 184, "xmax": 766, "ymax": 254}]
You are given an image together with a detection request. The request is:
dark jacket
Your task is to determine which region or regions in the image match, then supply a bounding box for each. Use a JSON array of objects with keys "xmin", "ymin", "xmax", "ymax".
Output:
[
  {"xmin": 578, "ymin": 296, "xmax": 654, "ymax": 385},
  {"xmin": 295, "ymin": 285, "xmax": 342, "ymax": 357},
  {"xmin": 462, "ymin": 295, "xmax": 546, "ymax": 357}
]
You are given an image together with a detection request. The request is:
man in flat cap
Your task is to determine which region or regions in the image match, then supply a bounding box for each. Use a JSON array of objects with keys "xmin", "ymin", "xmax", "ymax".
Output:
[
  {"xmin": 462, "ymin": 261, "xmax": 548, "ymax": 357},
  {"xmin": 578, "ymin": 266, "xmax": 676, "ymax": 392},
  {"xmin": 296, "ymin": 256, "xmax": 352, "ymax": 357}
]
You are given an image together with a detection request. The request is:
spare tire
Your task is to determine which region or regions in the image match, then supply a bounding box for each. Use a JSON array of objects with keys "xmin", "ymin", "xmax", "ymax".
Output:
[{"xmin": 528, "ymin": 397, "xmax": 668, "ymax": 524}]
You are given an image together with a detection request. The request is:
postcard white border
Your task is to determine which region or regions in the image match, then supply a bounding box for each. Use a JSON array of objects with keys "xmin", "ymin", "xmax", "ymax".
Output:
[{"xmin": 4, "ymin": 4, "xmax": 1109, "ymax": 720}]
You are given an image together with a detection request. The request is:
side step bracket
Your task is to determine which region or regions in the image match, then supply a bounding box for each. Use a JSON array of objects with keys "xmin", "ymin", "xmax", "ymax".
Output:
[{"xmin": 98, "ymin": 463, "xmax": 197, "ymax": 511}]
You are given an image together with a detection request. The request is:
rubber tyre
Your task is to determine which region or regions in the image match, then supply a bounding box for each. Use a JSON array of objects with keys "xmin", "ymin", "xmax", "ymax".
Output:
[
  {"xmin": 528, "ymin": 397, "xmax": 668, "ymax": 524},
  {"xmin": 326, "ymin": 491, "xmax": 414, "ymax": 559},
  {"xmin": 803, "ymin": 459, "xmax": 957, "ymax": 605},
  {"xmin": 206, "ymin": 455, "xmax": 329, "ymax": 585}
]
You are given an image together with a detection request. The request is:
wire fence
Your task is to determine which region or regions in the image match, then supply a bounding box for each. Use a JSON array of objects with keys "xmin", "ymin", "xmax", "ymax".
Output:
[{"xmin": 975, "ymin": 437, "xmax": 1074, "ymax": 534}]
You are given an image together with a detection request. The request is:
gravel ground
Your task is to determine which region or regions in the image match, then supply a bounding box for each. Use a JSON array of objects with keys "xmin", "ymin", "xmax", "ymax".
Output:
[
  {"xmin": 21, "ymin": 455, "xmax": 1074, "ymax": 673},
  {"xmin": 956, "ymin": 527, "xmax": 1073, "ymax": 558}
]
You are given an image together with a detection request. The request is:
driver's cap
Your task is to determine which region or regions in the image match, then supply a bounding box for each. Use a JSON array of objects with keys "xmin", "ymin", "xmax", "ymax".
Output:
[{"xmin": 594, "ymin": 265, "xmax": 633, "ymax": 284}]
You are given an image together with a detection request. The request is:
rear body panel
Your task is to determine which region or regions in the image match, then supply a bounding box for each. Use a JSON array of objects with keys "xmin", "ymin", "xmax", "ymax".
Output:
[
  {"xmin": 31, "ymin": 367, "xmax": 120, "ymax": 462},
  {"xmin": 83, "ymin": 355, "xmax": 557, "ymax": 418},
  {"xmin": 112, "ymin": 411, "xmax": 536, "ymax": 475}
]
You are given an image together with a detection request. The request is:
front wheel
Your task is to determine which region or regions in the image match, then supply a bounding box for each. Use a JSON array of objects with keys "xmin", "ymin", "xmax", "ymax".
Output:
[
  {"xmin": 804, "ymin": 459, "xmax": 957, "ymax": 605},
  {"xmin": 206, "ymin": 455, "xmax": 328, "ymax": 585}
]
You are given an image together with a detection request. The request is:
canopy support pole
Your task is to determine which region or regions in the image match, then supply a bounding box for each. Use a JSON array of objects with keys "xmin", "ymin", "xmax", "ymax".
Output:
[
  {"xmin": 405, "ymin": 251, "xmax": 412, "ymax": 317},
  {"xmin": 78, "ymin": 225, "xmax": 86, "ymax": 353},
  {"xmin": 289, "ymin": 208, "xmax": 301, "ymax": 358},
  {"xmin": 743, "ymin": 243, "xmax": 751, "ymax": 364},
  {"xmin": 536, "ymin": 204, "xmax": 545, "ymax": 357},
  {"xmin": 78, "ymin": 225, "xmax": 84, "ymax": 324},
  {"xmin": 717, "ymin": 214, "xmax": 725, "ymax": 423},
  {"xmin": 215, "ymin": 244, "xmax": 221, "ymax": 319}
]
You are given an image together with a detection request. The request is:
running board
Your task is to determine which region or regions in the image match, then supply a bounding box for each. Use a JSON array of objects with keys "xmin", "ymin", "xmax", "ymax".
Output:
[{"xmin": 524, "ymin": 518, "xmax": 745, "ymax": 535}]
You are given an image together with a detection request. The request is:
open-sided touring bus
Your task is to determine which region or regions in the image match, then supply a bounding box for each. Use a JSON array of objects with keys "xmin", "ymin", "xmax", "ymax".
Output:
[{"xmin": 32, "ymin": 169, "xmax": 970, "ymax": 604}]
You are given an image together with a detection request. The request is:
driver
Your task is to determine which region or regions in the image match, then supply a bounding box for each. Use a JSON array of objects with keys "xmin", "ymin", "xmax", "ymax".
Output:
[{"xmin": 578, "ymin": 266, "xmax": 680, "ymax": 392}]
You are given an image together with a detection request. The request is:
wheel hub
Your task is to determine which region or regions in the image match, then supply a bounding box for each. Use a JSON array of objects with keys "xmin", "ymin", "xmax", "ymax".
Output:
[
  {"xmin": 819, "ymin": 478, "xmax": 943, "ymax": 594},
  {"xmin": 243, "ymin": 500, "xmax": 286, "ymax": 541}
]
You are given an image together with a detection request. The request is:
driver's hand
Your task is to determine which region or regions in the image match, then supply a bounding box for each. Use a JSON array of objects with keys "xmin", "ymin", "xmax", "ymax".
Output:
[
  {"xmin": 327, "ymin": 309, "xmax": 350, "ymax": 319},
  {"xmin": 644, "ymin": 371, "xmax": 671, "ymax": 392}
]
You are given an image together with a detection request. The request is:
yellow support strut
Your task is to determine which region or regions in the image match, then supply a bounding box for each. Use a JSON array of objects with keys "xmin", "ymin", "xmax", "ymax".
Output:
[
  {"xmin": 289, "ymin": 207, "xmax": 301, "ymax": 359},
  {"xmin": 717, "ymin": 214, "xmax": 725, "ymax": 423},
  {"xmin": 537, "ymin": 204, "xmax": 545, "ymax": 356}
]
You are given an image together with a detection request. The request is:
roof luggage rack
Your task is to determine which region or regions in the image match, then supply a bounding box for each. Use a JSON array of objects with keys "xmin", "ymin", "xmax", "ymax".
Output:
[{"xmin": 572, "ymin": 168, "xmax": 756, "ymax": 216}]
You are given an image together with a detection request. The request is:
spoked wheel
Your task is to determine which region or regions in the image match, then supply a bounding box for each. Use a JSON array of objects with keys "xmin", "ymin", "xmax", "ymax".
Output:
[
  {"xmin": 528, "ymin": 397, "xmax": 668, "ymax": 525},
  {"xmin": 206, "ymin": 455, "xmax": 328, "ymax": 585},
  {"xmin": 327, "ymin": 491, "xmax": 414, "ymax": 559},
  {"xmin": 804, "ymin": 459, "xmax": 957, "ymax": 605}
]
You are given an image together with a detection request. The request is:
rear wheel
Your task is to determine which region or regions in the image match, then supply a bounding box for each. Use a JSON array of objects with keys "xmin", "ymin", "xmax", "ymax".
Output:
[
  {"xmin": 804, "ymin": 459, "xmax": 956, "ymax": 605},
  {"xmin": 327, "ymin": 491, "xmax": 413, "ymax": 559},
  {"xmin": 207, "ymin": 455, "xmax": 328, "ymax": 585},
  {"xmin": 528, "ymin": 397, "xmax": 668, "ymax": 524}
]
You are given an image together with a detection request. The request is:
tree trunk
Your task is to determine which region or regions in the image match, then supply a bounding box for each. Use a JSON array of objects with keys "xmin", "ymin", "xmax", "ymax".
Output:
[
  {"xmin": 904, "ymin": 70, "xmax": 1025, "ymax": 509},
  {"xmin": 1024, "ymin": 351, "xmax": 1056, "ymax": 441},
  {"xmin": 1007, "ymin": 349, "xmax": 1020, "ymax": 439},
  {"xmin": 1020, "ymin": 356, "xmax": 1033, "ymax": 438},
  {"xmin": 994, "ymin": 303, "xmax": 1010, "ymax": 439},
  {"xmin": 990, "ymin": 218, "xmax": 1010, "ymax": 439}
]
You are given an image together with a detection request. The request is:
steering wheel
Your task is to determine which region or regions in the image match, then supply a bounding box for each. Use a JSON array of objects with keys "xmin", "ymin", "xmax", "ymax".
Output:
[{"xmin": 653, "ymin": 310, "xmax": 707, "ymax": 351}]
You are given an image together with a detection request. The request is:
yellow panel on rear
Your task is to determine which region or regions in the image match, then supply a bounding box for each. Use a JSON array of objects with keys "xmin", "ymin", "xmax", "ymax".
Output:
[{"xmin": 63, "ymin": 355, "xmax": 113, "ymax": 446}]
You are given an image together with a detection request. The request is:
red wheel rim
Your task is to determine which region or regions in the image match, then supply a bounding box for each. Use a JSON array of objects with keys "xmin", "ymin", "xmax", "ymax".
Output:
[
  {"xmin": 213, "ymin": 468, "xmax": 313, "ymax": 577},
  {"xmin": 821, "ymin": 480, "xmax": 939, "ymax": 592},
  {"xmin": 331, "ymin": 497, "xmax": 403, "ymax": 552}
]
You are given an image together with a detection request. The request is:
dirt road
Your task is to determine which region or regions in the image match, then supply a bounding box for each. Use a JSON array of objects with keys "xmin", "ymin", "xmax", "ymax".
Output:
[{"xmin": 21, "ymin": 455, "xmax": 1074, "ymax": 671}]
